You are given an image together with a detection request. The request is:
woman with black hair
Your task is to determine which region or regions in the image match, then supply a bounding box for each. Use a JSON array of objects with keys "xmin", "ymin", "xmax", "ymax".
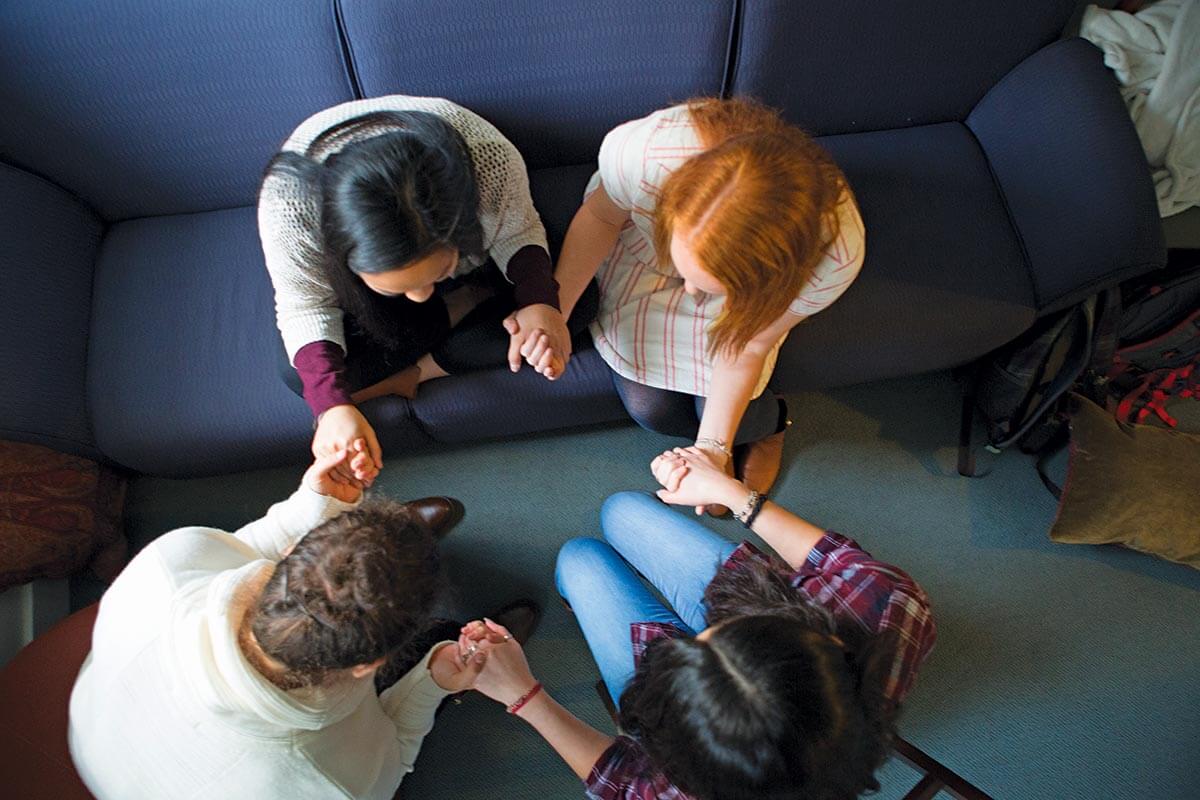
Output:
[
  {"xmin": 259, "ymin": 96, "xmax": 594, "ymax": 483},
  {"xmin": 460, "ymin": 451, "xmax": 936, "ymax": 800}
]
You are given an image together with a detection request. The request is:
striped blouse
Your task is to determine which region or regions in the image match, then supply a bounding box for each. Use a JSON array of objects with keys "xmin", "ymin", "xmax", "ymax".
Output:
[{"xmin": 587, "ymin": 104, "xmax": 866, "ymax": 398}]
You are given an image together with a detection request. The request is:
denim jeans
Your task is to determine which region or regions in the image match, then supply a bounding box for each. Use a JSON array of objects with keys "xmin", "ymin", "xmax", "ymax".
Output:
[{"xmin": 555, "ymin": 491, "xmax": 738, "ymax": 706}]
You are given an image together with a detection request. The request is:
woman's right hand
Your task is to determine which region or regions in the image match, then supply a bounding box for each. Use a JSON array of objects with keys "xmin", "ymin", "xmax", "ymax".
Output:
[
  {"xmin": 312, "ymin": 404, "xmax": 382, "ymax": 486},
  {"xmin": 461, "ymin": 619, "xmax": 539, "ymax": 707},
  {"xmin": 652, "ymin": 447, "xmax": 748, "ymax": 514}
]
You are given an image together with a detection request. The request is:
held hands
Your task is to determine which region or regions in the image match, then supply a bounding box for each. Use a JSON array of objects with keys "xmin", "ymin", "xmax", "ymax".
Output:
[
  {"xmin": 312, "ymin": 404, "xmax": 382, "ymax": 488},
  {"xmin": 303, "ymin": 448, "xmax": 370, "ymax": 504},
  {"xmin": 427, "ymin": 640, "xmax": 488, "ymax": 692},
  {"xmin": 457, "ymin": 619, "xmax": 539, "ymax": 707},
  {"xmin": 503, "ymin": 304, "xmax": 571, "ymax": 381},
  {"xmin": 652, "ymin": 447, "xmax": 747, "ymax": 515}
]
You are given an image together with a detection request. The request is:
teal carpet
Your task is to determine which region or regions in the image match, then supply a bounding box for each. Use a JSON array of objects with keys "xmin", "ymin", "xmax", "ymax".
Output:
[{"xmin": 100, "ymin": 373, "xmax": 1200, "ymax": 800}]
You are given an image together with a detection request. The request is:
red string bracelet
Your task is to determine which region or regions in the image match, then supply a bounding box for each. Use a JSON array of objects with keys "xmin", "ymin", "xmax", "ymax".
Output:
[{"xmin": 506, "ymin": 682, "xmax": 544, "ymax": 715}]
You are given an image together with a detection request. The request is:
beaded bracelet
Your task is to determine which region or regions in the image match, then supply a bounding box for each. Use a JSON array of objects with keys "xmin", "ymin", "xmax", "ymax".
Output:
[
  {"xmin": 736, "ymin": 490, "xmax": 767, "ymax": 528},
  {"xmin": 507, "ymin": 682, "xmax": 544, "ymax": 715}
]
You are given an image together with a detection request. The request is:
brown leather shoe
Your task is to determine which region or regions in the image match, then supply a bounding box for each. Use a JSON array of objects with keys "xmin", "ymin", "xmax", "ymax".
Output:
[
  {"xmin": 735, "ymin": 428, "xmax": 787, "ymax": 496},
  {"xmin": 490, "ymin": 599, "xmax": 542, "ymax": 646},
  {"xmin": 405, "ymin": 496, "xmax": 465, "ymax": 540}
]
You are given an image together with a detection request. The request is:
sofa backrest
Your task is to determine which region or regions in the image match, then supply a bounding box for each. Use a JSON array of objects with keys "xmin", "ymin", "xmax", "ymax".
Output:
[
  {"xmin": 0, "ymin": 0, "xmax": 737, "ymax": 221},
  {"xmin": 732, "ymin": 0, "xmax": 1078, "ymax": 133},
  {"xmin": 0, "ymin": 0, "xmax": 356, "ymax": 221},
  {"xmin": 1, "ymin": 0, "xmax": 1084, "ymax": 223},
  {"xmin": 337, "ymin": 0, "xmax": 737, "ymax": 169}
]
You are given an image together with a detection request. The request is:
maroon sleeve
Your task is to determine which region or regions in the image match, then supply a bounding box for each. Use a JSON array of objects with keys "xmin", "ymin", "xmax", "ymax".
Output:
[
  {"xmin": 505, "ymin": 244, "xmax": 560, "ymax": 311},
  {"xmin": 293, "ymin": 340, "xmax": 354, "ymax": 418}
]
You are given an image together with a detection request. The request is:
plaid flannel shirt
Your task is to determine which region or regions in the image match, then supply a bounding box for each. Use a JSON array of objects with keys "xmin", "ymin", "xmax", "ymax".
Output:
[{"xmin": 584, "ymin": 533, "xmax": 936, "ymax": 800}]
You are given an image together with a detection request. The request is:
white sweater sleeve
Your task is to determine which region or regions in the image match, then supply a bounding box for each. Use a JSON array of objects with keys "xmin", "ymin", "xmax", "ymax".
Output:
[
  {"xmin": 480, "ymin": 134, "xmax": 550, "ymax": 274},
  {"xmin": 231, "ymin": 484, "xmax": 360, "ymax": 561},
  {"xmin": 378, "ymin": 643, "xmax": 455, "ymax": 776},
  {"xmin": 258, "ymin": 169, "xmax": 348, "ymax": 364}
]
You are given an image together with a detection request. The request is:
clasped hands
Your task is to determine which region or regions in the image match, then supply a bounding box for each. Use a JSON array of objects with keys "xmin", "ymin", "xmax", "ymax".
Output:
[
  {"xmin": 427, "ymin": 619, "xmax": 538, "ymax": 706},
  {"xmin": 302, "ymin": 445, "xmax": 376, "ymax": 504},
  {"xmin": 503, "ymin": 303, "xmax": 571, "ymax": 381},
  {"xmin": 651, "ymin": 446, "xmax": 749, "ymax": 515}
]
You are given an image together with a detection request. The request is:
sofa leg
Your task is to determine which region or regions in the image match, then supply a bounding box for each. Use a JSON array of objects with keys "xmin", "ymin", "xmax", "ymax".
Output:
[{"xmin": 957, "ymin": 376, "xmax": 979, "ymax": 478}]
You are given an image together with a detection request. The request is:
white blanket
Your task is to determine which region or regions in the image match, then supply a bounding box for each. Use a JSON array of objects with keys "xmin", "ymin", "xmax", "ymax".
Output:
[{"xmin": 1082, "ymin": 0, "xmax": 1200, "ymax": 217}]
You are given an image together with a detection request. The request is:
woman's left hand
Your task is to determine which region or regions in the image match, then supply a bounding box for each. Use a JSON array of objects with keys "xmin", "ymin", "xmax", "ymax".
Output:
[
  {"xmin": 428, "ymin": 641, "xmax": 487, "ymax": 692},
  {"xmin": 303, "ymin": 449, "xmax": 366, "ymax": 504},
  {"xmin": 504, "ymin": 304, "xmax": 571, "ymax": 380}
]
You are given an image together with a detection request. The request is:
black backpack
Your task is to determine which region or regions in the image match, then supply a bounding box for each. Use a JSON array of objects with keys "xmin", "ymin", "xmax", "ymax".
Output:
[{"xmin": 958, "ymin": 249, "xmax": 1200, "ymax": 483}]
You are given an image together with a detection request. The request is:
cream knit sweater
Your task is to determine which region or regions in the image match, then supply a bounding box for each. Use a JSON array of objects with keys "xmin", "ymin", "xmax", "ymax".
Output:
[
  {"xmin": 258, "ymin": 95, "xmax": 549, "ymax": 363},
  {"xmin": 68, "ymin": 486, "xmax": 452, "ymax": 800}
]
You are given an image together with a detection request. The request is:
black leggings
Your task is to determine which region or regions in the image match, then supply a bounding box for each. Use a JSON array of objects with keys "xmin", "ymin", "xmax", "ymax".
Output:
[
  {"xmin": 611, "ymin": 371, "xmax": 785, "ymax": 446},
  {"xmin": 280, "ymin": 273, "xmax": 599, "ymax": 396}
]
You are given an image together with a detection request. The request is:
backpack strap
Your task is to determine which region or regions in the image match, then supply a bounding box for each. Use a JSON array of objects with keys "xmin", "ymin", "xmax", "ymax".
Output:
[
  {"xmin": 993, "ymin": 297, "xmax": 1097, "ymax": 449},
  {"xmin": 1083, "ymin": 287, "xmax": 1123, "ymax": 402}
]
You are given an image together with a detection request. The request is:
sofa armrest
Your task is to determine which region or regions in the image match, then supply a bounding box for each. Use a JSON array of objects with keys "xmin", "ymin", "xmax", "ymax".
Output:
[
  {"xmin": 967, "ymin": 37, "xmax": 1165, "ymax": 313},
  {"xmin": 0, "ymin": 164, "xmax": 102, "ymax": 458}
]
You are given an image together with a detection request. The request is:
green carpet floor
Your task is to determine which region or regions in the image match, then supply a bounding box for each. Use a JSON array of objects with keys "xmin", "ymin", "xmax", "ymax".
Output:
[{"xmin": 96, "ymin": 372, "xmax": 1200, "ymax": 800}]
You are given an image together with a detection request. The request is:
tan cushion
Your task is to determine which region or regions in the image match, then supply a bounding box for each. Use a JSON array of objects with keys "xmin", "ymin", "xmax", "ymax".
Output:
[{"xmin": 1050, "ymin": 395, "xmax": 1200, "ymax": 569}]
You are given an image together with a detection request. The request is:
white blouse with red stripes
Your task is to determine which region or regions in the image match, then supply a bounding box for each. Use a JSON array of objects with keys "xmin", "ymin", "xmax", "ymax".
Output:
[{"xmin": 587, "ymin": 104, "xmax": 866, "ymax": 399}]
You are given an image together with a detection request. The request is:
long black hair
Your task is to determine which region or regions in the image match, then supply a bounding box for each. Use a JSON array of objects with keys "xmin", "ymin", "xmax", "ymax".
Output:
[
  {"xmin": 617, "ymin": 556, "xmax": 898, "ymax": 800},
  {"xmin": 262, "ymin": 111, "xmax": 484, "ymax": 349}
]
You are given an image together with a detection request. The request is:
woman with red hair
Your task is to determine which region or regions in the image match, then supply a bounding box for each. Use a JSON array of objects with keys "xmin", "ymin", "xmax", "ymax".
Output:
[{"xmin": 553, "ymin": 98, "xmax": 864, "ymax": 505}]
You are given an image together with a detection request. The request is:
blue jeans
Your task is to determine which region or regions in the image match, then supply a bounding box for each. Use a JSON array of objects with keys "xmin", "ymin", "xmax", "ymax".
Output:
[{"xmin": 555, "ymin": 491, "xmax": 739, "ymax": 706}]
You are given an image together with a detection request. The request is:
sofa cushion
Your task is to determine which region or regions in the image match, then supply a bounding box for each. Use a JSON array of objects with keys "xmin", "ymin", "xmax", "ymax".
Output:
[
  {"xmin": 0, "ymin": 164, "xmax": 102, "ymax": 458},
  {"xmin": 733, "ymin": 0, "xmax": 1077, "ymax": 134},
  {"xmin": 87, "ymin": 208, "xmax": 325, "ymax": 476},
  {"xmin": 411, "ymin": 349, "xmax": 626, "ymax": 444},
  {"xmin": 0, "ymin": 0, "xmax": 355, "ymax": 220},
  {"xmin": 338, "ymin": 0, "xmax": 735, "ymax": 168},
  {"xmin": 772, "ymin": 123, "xmax": 1037, "ymax": 391}
]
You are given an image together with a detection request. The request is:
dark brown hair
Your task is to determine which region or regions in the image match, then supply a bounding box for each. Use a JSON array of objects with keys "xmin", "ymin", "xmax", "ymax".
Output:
[
  {"xmin": 618, "ymin": 557, "xmax": 897, "ymax": 800},
  {"xmin": 247, "ymin": 498, "xmax": 442, "ymax": 687}
]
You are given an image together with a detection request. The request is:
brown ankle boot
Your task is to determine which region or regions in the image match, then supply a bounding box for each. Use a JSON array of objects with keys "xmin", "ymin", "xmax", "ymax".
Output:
[
  {"xmin": 404, "ymin": 496, "xmax": 465, "ymax": 540},
  {"xmin": 736, "ymin": 428, "xmax": 787, "ymax": 496},
  {"xmin": 490, "ymin": 599, "xmax": 542, "ymax": 646}
]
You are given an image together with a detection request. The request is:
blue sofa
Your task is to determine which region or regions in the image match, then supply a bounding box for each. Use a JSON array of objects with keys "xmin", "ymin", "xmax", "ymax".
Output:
[{"xmin": 0, "ymin": 0, "xmax": 1164, "ymax": 477}]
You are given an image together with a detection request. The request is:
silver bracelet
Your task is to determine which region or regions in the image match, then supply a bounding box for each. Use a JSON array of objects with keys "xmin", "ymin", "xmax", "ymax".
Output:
[{"xmin": 694, "ymin": 437, "xmax": 732, "ymax": 458}]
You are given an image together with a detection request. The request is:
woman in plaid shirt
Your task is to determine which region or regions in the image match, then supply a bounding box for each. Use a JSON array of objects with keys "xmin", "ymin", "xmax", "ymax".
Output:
[{"xmin": 461, "ymin": 450, "xmax": 936, "ymax": 800}]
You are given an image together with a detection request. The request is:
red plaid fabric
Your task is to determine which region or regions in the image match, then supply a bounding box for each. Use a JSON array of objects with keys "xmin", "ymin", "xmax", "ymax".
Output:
[{"xmin": 584, "ymin": 532, "xmax": 936, "ymax": 799}]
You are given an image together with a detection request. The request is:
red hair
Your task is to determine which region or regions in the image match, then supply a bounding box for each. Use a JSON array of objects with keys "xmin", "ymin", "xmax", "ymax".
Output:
[{"xmin": 654, "ymin": 98, "xmax": 849, "ymax": 357}]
